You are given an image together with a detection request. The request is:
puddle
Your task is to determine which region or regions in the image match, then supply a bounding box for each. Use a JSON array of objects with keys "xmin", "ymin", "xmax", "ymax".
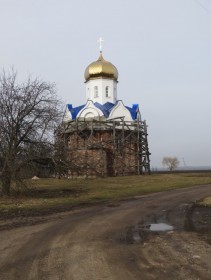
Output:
[
  {"xmin": 149, "ymin": 223, "xmax": 174, "ymax": 232},
  {"xmin": 125, "ymin": 222, "xmax": 174, "ymax": 244}
]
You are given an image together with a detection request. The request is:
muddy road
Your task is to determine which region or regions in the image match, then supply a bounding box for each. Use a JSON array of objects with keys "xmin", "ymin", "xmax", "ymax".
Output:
[{"xmin": 0, "ymin": 185, "xmax": 211, "ymax": 280}]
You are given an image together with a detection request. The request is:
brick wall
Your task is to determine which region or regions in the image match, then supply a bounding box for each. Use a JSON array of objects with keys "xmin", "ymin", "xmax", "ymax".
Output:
[{"xmin": 66, "ymin": 129, "xmax": 140, "ymax": 177}]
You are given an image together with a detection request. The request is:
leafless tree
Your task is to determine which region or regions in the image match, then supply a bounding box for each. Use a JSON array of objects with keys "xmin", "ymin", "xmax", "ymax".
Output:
[
  {"xmin": 0, "ymin": 70, "xmax": 61, "ymax": 195},
  {"xmin": 162, "ymin": 157, "xmax": 180, "ymax": 171},
  {"xmin": 53, "ymin": 129, "xmax": 70, "ymax": 179}
]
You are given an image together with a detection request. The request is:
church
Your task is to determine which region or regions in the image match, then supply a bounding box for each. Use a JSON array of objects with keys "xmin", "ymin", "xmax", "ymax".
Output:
[{"xmin": 61, "ymin": 39, "xmax": 150, "ymax": 178}]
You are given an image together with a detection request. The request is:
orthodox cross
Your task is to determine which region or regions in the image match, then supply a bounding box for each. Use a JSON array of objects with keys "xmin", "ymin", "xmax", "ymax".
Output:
[{"xmin": 97, "ymin": 37, "xmax": 104, "ymax": 52}]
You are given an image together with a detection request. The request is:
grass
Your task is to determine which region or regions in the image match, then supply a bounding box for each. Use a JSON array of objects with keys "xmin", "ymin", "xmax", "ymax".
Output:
[
  {"xmin": 198, "ymin": 196, "xmax": 211, "ymax": 207},
  {"xmin": 1, "ymin": 172, "xmax": 211, "ymax": 218}
]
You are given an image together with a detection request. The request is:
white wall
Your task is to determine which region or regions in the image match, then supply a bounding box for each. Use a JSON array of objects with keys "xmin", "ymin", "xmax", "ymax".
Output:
[
  {"xmin": 63, "ymin": 107, "xmax": 72, "ymax": 122},
  {"xmin": 108, "ymin": 100, "xmax": 133, "ymax": 122},
  {"xmin": 85, "ymin": 78, "xmax": 117, "ymax": 104},
  {"xmin": 76, "ymin": 100, "xmax": 104, "ymax": 120}
]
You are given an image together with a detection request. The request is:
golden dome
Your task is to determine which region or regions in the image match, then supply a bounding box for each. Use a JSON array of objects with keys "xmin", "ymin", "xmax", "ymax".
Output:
[{"xmin": 84, "ymin": 52, "xmax": 118, "ymax": 82}]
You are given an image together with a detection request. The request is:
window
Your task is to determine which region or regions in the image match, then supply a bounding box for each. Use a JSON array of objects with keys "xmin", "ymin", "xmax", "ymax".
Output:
[
  {"xmin": 105, "ymin": 86, "xmax": 109, "ymax": 97},
  {"xmin": 94, "ymin": 86, "xmax": 98, "ymax": 97}
]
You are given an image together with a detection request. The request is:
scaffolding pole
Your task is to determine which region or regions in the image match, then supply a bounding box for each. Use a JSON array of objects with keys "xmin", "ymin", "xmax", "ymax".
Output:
[{"xmin": 59, "ymin": 118, "xmax": 151, "ymax": 177}]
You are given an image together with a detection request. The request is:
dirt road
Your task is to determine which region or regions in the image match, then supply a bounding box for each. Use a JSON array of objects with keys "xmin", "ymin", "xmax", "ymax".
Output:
[{"xmin": 0, "ymin": 185, "xmax": 211, "ymax": 280}]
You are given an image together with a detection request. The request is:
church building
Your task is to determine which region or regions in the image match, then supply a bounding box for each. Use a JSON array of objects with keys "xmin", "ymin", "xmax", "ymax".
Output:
[{"xmin": 61, "ymin": 39, "xmax": 150, "ymax": 178}]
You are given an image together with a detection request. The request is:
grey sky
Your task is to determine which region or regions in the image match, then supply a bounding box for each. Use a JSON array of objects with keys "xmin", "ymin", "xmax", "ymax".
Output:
[{"xmin": 0, "ymin": 0, "xmax": 211, "ymax": 168}]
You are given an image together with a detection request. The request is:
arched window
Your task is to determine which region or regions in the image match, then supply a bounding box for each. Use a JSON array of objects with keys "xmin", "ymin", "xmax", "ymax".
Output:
[
  {"xmin": 94, "ymin": 86, "xmax": 98, "ymax": 97},
  {"xmin": 105, "ymin": 86, "xmax": 109, "ymax": 97}
]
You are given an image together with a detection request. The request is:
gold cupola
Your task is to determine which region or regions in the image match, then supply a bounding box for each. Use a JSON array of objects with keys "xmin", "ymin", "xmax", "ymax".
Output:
[{"xmin": 84, "ymin": 52, "xmax": 118, "ymax": 82}]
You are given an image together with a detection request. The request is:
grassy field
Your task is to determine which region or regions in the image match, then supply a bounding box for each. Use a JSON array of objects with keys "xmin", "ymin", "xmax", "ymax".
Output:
[{"xmin": 0, "ymin": 172, "xmax": 211, "ymax": 218}]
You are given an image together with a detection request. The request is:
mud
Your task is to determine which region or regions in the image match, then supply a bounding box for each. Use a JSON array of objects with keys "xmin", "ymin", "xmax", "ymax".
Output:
[
  {"xmin": 185, "ymin": 203, "xmax": 211, "ymax": 232},
  {"xmin": 126, "ymin": 201, "xmax": 211, "ymax": 245},
  {"xmin": 0, "ymin": 185, "xmax": 211, "ymax": 280}
]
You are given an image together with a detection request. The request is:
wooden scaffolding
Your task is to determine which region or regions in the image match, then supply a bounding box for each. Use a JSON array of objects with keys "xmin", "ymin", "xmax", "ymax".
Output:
[{"xmin": 59, "ymin": 117, "xmax": 151, "ymax": 178}]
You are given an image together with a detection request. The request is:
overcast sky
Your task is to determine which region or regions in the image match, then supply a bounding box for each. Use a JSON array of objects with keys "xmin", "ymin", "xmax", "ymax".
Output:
[{"xmin": 0, "ymin": 0, "xmax": 211, "ymax": 168}]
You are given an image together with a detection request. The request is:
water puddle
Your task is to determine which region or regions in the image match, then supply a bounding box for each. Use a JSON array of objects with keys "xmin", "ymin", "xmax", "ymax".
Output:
[
  {"xmin": 149, "ymin": 223, "xmax": 174, "ymax": 232},
  {"xmin": 126, "ymin": 222, "xmax": 174, "ymax": 244}
]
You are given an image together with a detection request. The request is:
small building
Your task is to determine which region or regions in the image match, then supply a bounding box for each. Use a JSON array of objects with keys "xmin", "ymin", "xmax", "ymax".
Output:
[{"xmin": 61, "ymin": 42, "xmax": 150, "ymax": 178}]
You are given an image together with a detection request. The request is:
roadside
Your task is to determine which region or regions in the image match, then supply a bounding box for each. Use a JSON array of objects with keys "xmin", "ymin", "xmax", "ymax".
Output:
[
  {"xmin": 1, "ymin": 173, "xmax": 211, "ymax": 221},
  {"xmin": 198, "ymin": 195, "xmax": 211, "ymax": 206}
]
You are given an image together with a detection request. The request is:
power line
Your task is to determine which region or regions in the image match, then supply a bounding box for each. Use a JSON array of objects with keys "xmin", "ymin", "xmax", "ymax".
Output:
[{"xmin": 194, "ymin": 0, "xmax": 211, "ymax": 14}]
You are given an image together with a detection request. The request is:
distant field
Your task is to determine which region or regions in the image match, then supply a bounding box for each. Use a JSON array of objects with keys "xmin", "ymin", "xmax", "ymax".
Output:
[{"xmin": 0, "ymin": 172, "xmax": 211, "ymax": 218}]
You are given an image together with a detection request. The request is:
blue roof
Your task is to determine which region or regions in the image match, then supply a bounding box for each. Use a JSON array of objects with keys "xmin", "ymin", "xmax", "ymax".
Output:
[
  {"xmin": 94, "ymin": 102, "xmax": 115, "ymax": 118},
  {"xmin": 67, "ymin": 104, "xmax": 85, "ymax": 120},
  {"xmin": 67, "ymin": 101, "xmax": 139, "ymax": 121},
  {"xmin": 126, "ymin": 104, "xmax": 139, "ymax": 120}
]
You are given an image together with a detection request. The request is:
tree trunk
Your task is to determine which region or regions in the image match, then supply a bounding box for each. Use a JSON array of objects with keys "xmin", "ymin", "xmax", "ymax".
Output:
[{"xmin": 1, "ymin": 169, "xmax": 12, "ymax": 196}]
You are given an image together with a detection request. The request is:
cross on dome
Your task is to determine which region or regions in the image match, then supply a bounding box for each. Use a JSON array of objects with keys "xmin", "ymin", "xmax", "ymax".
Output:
[{"xmin": 97, "ymin": 37, "xmax": 104, "ymax": 52}]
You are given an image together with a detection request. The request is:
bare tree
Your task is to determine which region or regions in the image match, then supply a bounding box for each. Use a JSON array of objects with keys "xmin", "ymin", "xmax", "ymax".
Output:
[
  {"xmin": 0, "ymin": 70, "xmax": 61, "ymax": 195},
  {"xmin": 53, "ymin": 129, "xmax": 70, "ymax": 179},
  {"xmin": 162, "ymin": 157, "xmax": 180, "ymax": 171}
]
